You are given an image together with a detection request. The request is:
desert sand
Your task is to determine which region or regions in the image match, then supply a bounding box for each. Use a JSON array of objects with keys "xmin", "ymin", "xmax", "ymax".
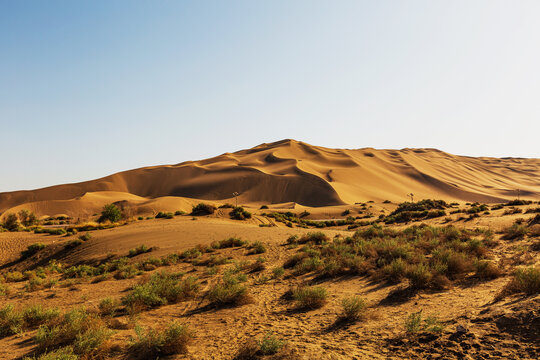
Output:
[{"xmin": 0, "ymin": 140, "xmax": 538, "ymax": 360}]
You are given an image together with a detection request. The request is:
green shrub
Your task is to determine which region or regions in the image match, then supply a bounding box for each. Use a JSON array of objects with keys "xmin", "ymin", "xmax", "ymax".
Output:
[
  {"xmin": 212, "ymin": 237, "xmax": 247, "ymax": 249},
  {"xmin": 122, "ymin": 272, "xmax": 198, "ymax": 311},
  {"xmin": 292, "ymin": 286, "xmax": 328, "ymax": 310},
  {"xmin": 98, "ymin": 204, "xmax": 122, "ymax": 223},
  {"xmin": 78, "ymin": 232, "xmax": 92, "ymax": 241},
  {"xmin": 230, "ymin": 206, "xmax": 252, "ymax": 220},
  {"xmin": 404, "ymin": 310, "xmax": 444, "ymax": 334},
  {"xmin": 128, "ymin": 244, "xmax": 152, "ymax": 257},
  {"xmin": 98, "ymin": 297, "xmax": 120, "ymax": 316},
  {"xmin": 503, "ymin": 223, "xmax": 529, "ymax": 240},
  {"xmin": 340, "ymin": 296, "xmax": 366, "ymax": 321},
  {"xmin": 65, "ymin": 239, "xmax": 83, "ymax": 248},
  {"xmin": 258, "ymin": 332, "xmax": 285, "ymax": 355},
  {"xmin": 22, "ymin": 347, "xmax": 78, "ymax": 360},
  {"xmin": 34, "ymin": 308, "xmax": 113, "ymax": 356},
  {"xmin": 191, "ymin": 203, "xmax": 216, "ymax": 216},
  {"xmin": 130, "ymin": 322, "xmax": 193, "ymax": 357},
  {"xmin": 2, "ymin": 213, "xmax": 19, "ymax": 231},
  {"xmin": 502, "ymin": 266, "xmax": 540, "ymax": 296},
  {"xmin": 208, "ymin": 277, "xmax": 251, "ymax": 307},
  {"xmin": 251, "ymin": 241, "xmax": 267, "ymax": 254},
  {"xmin": 18, "ymin": 209, "xmax": 38, "ymax": 227}
]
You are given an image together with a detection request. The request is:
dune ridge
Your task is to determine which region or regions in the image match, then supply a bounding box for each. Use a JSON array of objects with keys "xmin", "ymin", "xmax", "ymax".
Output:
[{"xmin": 1, "ymin": 139, "xmax": 539, "ymax": 216}]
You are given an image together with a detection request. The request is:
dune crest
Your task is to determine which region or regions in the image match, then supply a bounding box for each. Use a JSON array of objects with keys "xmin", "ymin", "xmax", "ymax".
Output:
[{"xmin": 1, "ymin": 139, "xmax": 539, "ymax": 216}]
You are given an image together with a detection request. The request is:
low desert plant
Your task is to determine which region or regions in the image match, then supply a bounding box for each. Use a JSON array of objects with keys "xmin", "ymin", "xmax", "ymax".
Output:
[
  {"xmin": 250, "ymin": 241, "xmax": 267, "ymax": 254},
  {"xmin": 501, "ymin": 266, "xmax": 540, "ymax": 296},
  {"xmin": 130, "ymin": 322, "xmax": 193, "ymax": 357},
  {"xmin": 191, "ymin": 203, "xmax": 216, "ymax": 216},
  {"xmin": 98, "ymin": 297, "xmax": 120, "ymax": 316},
  {"xmin": 98, "ymin": 204, "xmax": 122, "ymax": 223},
  {"xmin": 208, "ymin": 276, "xmax": 252, "ymax": 307},
  {"xmin": 128, "ymin": 244, "xmax": 152, "ymax": 257},
  {"xmin": 340, "ymin": 296, "xmax": 367, "ymax": 321},
  {"xmin": 503, "ymin": 223, "xmax": 529, "ymax": 240},
  {"xmin": 292, "ymin": 286, "xmax": 328, "ymax": 310},
  {"xmin": 404, "ymin": 310, "xmax": 444, "ymax": 334},
  {"xmin": 230, "ymin": 206, "xmax": 252, "ymax": 220}
]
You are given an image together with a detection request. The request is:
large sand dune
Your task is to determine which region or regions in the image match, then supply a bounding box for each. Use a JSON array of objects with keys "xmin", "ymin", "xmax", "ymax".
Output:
[{"xmin": 1, "ymin": 139, "xmax": 539, "ymax": 216}]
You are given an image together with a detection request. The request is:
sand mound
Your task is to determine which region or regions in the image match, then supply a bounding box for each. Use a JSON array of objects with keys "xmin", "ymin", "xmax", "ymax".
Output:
[{"xmin": 1, "ymin": 139, "xmax": 539, "ymax": 216}]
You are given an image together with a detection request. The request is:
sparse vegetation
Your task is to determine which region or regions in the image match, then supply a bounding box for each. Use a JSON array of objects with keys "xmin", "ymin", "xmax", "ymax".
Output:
[
  {"xmin": 292, "ymin": 286, "xmax": 328, "ymax": 310},
  {"xmin": 191, "ymin": 203, "xmax": 216, "ymax": 216},
  {"xmin": 340, "ymin": 296, "xmax": 367, "ymax": 321},
  {"xmin": 21, "ymin": 243, "xmax": 47, "ymax": 259},
  {"xmin": 130, "ymin": 322, "xmax": 193, "ymax": 358},
  {"xmin": 230, "ymin": 206, "xmax": 252, "ymax": 220},
  {"xmin": 98, "ymin": 204, "xmax": 122, "ymax": 223},
  {"xmin": 404, "ymin": 310, "xmax": 444, "ymax": 334}
]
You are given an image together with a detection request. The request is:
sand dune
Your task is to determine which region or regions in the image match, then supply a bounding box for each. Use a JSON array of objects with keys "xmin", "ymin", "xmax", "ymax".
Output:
[{"xmin": 1, "ymin": 139, "xmax": 539, "ymax": 217}]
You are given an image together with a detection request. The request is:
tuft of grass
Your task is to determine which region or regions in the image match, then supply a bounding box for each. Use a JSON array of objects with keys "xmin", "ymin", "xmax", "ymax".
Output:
[
  {"xmin": 258, "ymin": 332, "xmax": 286, "ymax": 355},
  {"xmin": 22, "ymin": 347, "xmax": 78, "ymax": 360},
  {"xmin": 404, "ymin": 310, "xmax": 444, "ymax": 334},
  {"xmin": 208, "ymin": 275, "xmax": 252, "ymax": 307},
  {"xmin": 340, "ymin": 296, "xmax": 367, "ymax": 321},
  {"xmin": 292, "ymin": 286, "xmax": 328, "ymax": 310},
  {"xmin": 474, "ymin": 260, "xmax": 502, "ymax": 280},
  {"xmin": 130, "ymin": 322, "xmax": 193, "ymax": 358},
  {"xmin": 272, "ymin": 267, "xmax": 285, "ymax": 279},
  {"xmin": 250, "ymin": 241, "xmax": 267, "ymax": 254},
  {"xmin": 500, "ymin": 266, "xmax": 540, "ymax": 297},
  {"xmin": 0, "ymin": 304, "xmax": 60, "ymax": 338},
  {"xmin": 122, "ymin": 272, "xmax": 198, "ymax": 311},
  {"xmin": 503, "ymin": 223, "xmax": 529, "ymax": 240},
  {"xmin": 128, "ymin": 244, "xmax": 152, "ymax": 257},
  {"xmin": 191, "ymin": 203, "xmax": 216, "ymax": 216},
  {"xmin": 34, "ymin": 308, "xmax": 113, "ymax": 356},
  {"xmin": 98, "ymin": 297, "xmax": 120, "ymax": 316},
  {"xmin": 212, "ymin": 237, "xmax": 248, "ymax": 249}
]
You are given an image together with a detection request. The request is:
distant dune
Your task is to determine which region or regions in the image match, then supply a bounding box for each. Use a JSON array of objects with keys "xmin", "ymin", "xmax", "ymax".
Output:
[{"xmin": 1, "ymin": 139, "xmax": 539, "ymax": 217}]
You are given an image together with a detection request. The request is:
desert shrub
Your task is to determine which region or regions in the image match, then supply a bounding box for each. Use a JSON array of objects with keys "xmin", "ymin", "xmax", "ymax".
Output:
[
  {"xmin": 298, "ymin": 232, "xmax": 329, "ymax": 245},
  {"xmin": 98, "ymin": 297, "xmax": 120, "ymax": 316},
  {"xmin": 4, "ymin": 271, "xmax": 25, "ymax": 282},
  {"xmin": 128, "ymin": 244, "xmax": 152, "ymax": 257},
  {"xmin": 122, "ymin": 272, "xmax": 198, "ymax": 311},
  {"xmin": 474, "ymin": 260, "xmax": 502, "ymax": 280},
  {"xmin": 230, "ymin": 206, "xmax": 252, "ymax": 220},
  {"xmin": 406, "ymin": 263, "xmax": 433, "ymax": 289},
  {"xmin": 21, "ymin": 243, "xmax": 47, "ymax": 259},
  {"xmin": 292, "ymin": 286, "xmax": 328, "ymax": 310},
  {"xmin": 259, "ymin": 205, "xmax": 269, "ymax": 209},
  {"xmin": 501, "ymin": 266, "xmax": 540, "ymax": 296},
  {"xmin": 250, "ymin": 241, "xmax": 267, "ymax": 254},
  {"xmin": 191, "ymin": 203, "xmax": 216, "ymax": 216},
  {"xmin": 503, "ymin": 223, "xmax": 529, "ymax": 240},
  {"xmin": 19, "ymin": 209, "xmax": 38, "ymax": 227},
  {"xmin": 113, "ymin": 264, "xmax": 140, "ymax": 279},
  {"xmin": 208, "ymin": 275, "xmax": 251, "ymax": 307},
  {"xmin": 258, "ymin": 332, "xmax": 286, "ymax": 355},
  {"xmin": 383, "ymin": 258, "xmax": 408, "ymax": 283},
  {"xmin": 404, "ymin": 310, "xmax": 444, "ymax": 334},
  {"xmin": 506, "ymin": 199, "xmax": 532, "ymax": 206},
  {"xmin": 0, "ymin": 283, "xmax": 8, "ymax": 296},
  {"xmin": 174, "ymin": 210, "xmax": 185, "ymax": 215},
  {"xmin": 63, "ymin": 265, "xmax": 99, "ymax": 279},
  {"xmin": 23, "ymin": 347, "xmax": 78, "ymax": 360},
  {"xmin": 340, "ymin": 296, "xmax": 366, "ymax": 321},
  {"xmin": 0, "ymin": 304, "xmax": 59, "ymax": 337},
  {"xmin": 78, "ymin": 232, "xmax": 92, "ymax": 241},
  {"xmin": 130, "ymin": 322, "xmax": 193, "ymax": 358},
  {"xmin": 2, "ymin": 213, "xmax": 19, "ymax": 231},
  {"xmin": 0, "ymin": 304, "xmax": 24, "ymax": 336},
  {"xmin": 249, "ymin": 257, "xmax": 266, "ymax": 273},
  {"xmin": 213, "ymin": 237, "xmax": 247, "ymax": 249},
  {"xmin": 97, "ymin": 204, "xmax": 122, "ymax": 223}
]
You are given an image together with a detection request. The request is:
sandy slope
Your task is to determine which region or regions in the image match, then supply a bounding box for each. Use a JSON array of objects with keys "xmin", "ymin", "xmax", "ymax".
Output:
[{"xmin": 1, "ymin": 139, "xmax": 539, "ymax": 217}]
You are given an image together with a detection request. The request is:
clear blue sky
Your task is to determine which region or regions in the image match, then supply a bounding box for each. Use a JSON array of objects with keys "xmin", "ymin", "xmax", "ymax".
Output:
[{"xmin": 1, "ymin": 1, "xmax": 539, "ymax": 191}]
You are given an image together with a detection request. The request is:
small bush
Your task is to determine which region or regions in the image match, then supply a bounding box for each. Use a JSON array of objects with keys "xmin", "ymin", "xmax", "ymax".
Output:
[
  {"xmin": 250, "ymin": 241, "xmax": 267, "ymax": 254},
  {"xmin": 213, "ymin": 237, "xmax": 247, "ymax": 249},
  {"xmin": 474, "ymin": 260, "xmax": 502, "ymax": 280},
  {"xmin": 258, "ymin": 332, "xmax": 286, "ymax": 355},
  {"xmin": 340, "ymin": 296, "xmax": 366, "ymax": 321},
  {"xmin": 130, "ymin": 322, "xmax": 193, "ymax": 357},
  {"xmin": 404, "ymin": 310, "xmax": 444, "ymax": 334},
  {"xmin": 272, "ymin": 267, "xmax": 285, "ymax": 279},
  {"xmin": 98, "ymin": 297, "xmax": 120, "ymax": 316},
  {"xmin": 2, "ymin": 213, "xmax": 19, "ymax": 231},
  {"xmin": 98, "ymin": 204, "xmax": 122, "ymax": 223},
  {"xmin": 65, "ymin": 239, "xmax": 83, "ymax": 248},
  {"xmin": 78, "ymin": 232, "xmax": 92, "ymax": 241},
  {"xmin": 191, "ymin": 203, "xmax": 216, "ymax": 216},
  {"xmin": 501, "ymin": 266, "xmax": 540, "ymax": 296},
  {"xmin": 503, "ymin": 223, "xmax": 529, "ymax": 240},
  {"xmin": 292, "ymin": 286, "xmax": 328, "ymax": 310},
  {"xmin": 208, "ymin": 277, "xmax": 251, "ymax": 307},
  {"xmin": 230, "ymin": 206, "xmax": 252, "ymax": 220},
  {"xmin": 128, "ymin": 245, "xmax": 152, "ymax": 257}
]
